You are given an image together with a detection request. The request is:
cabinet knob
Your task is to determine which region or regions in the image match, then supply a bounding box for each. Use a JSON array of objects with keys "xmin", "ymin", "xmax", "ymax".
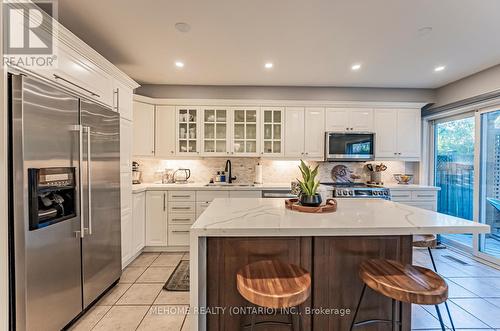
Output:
[
  {"xmin": 306, "ymin": 152, "xmax": 309, "ymax": 155},
  {"xmin": 394, "ymin": 152, "xmax": 397, "ymax": 155}
]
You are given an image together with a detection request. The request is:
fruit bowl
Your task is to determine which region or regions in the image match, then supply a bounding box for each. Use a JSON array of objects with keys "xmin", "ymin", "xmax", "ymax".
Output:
[{"xmin": 393, "ymin": 174, "xmax": 413, "ymax": 184}]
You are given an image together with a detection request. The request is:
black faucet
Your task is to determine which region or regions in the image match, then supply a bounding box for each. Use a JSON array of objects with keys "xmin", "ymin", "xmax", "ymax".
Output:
[{"xmin": 225, "ymin": 160, "xmax": 237, "ymax": 184}]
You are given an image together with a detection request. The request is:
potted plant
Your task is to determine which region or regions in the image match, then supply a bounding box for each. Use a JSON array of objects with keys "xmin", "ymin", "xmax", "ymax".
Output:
[{"xmin": 297, "ymin": 160, "xmax": 322, "ymax": 207}]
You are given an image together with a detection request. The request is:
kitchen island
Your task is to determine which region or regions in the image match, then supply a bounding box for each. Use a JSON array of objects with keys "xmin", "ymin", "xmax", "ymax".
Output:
[{"xmin": 190, "ymin": 198, "xmax": 489, "ymax": 331}]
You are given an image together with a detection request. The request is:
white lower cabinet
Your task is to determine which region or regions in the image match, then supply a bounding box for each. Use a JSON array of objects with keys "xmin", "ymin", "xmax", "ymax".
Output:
[
  {"xmin": 391, "ymin": 188, "xmax": 438, "ymax": 211},
  {"xmin": 168, "ymin": 224, "xmax": 191, "ymax": 246},
  {"xmin": 121, "ymin": 209, "xmax": 133, "ymax": 267},
  {"xmin": 229, "ymin": 191, "xmax": 262, "ymax": 198},
  {"xmin": 145, "ymin": 191, "xmax": 168, "ymax": 246},
  {"xmin": 120, "ymin": 172, "xmax": 133, "ymax": 266},
  {"xmin": 132, "ymin": 192, "xmax": 145, "ymax": 253}
]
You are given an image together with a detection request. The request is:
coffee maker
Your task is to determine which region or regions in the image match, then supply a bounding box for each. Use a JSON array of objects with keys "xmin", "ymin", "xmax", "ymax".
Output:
[{"xmin": 132, "ymin": 161, "xmax": 142, "ymax": 184}]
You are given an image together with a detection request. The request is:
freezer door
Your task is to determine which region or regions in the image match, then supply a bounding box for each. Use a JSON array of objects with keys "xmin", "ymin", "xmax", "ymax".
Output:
[
  {"xmin": 10, "ymin": 75, "xmax": 83, "ymax": 331},
  {"xmin": 80, "ymin": 100, "xmax": 122, "ymax": 307}
]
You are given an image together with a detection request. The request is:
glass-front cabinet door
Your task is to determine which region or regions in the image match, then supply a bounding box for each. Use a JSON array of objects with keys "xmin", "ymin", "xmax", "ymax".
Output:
[
  {"xmin": 201, "ymin": 107, "xmax": 229, "ymax": 156},
  {"xmin": 176, "ymin": 106, "xmax": 199, "ymax": 155},
  {"xmin": 261, "ymin": 107, "xmax": 284, "ymax": 157},
  {"xmin": 231, "ymin": 107, "xmax": 260, "ymax": 156}
]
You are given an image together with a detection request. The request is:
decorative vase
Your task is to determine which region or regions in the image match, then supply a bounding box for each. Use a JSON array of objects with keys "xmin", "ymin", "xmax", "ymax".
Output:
[{"xmin": 300, "ymin": 194, "xmax": 322, "ymax": 207}]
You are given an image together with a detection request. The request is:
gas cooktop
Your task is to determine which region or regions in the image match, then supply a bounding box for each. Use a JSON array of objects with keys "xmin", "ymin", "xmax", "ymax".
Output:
[{"xmin": 320, "ymin": 182, "xmax": 391, "ymax": 199}]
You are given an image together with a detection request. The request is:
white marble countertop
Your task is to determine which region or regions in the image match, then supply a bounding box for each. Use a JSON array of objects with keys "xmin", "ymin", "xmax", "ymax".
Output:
[
  {"xmin": 132, "ymin": 182, "xmax": 292, "ymax": 193},
  {"xmin": 132, "ymin": 182, "xmax": 439, "ymax": 193},
  {"xmin": 191, "ymin": 198, "xmax": 489, "ymax": 237},
  {"xmin": 385, "ymin": 184, "xmax": 440, "ymax": 190}
]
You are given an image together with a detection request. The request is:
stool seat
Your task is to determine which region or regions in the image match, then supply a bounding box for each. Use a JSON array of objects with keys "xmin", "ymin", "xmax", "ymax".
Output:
[
  {"xmin": 236, "ymin": 260, "xmax": 311, "ymax": 309},
  {"xmin": 413, "ymin": 234, "xmax": 437, "ymax": 248},
  {"xmin": 359, "ymin": 259, "xmax": 448, "ymax": 305}
]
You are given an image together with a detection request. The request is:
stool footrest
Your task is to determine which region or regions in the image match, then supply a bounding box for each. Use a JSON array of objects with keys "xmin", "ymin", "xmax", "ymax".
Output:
[{"xmin": 352, "ymin": 318, "xmax": 401, "ymax": 328}]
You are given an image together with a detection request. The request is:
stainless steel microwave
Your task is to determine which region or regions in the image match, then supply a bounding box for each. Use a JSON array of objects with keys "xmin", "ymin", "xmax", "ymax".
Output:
[{"xmin": 325, "ymin": 132, "xmax": 375, "ymax": 161}]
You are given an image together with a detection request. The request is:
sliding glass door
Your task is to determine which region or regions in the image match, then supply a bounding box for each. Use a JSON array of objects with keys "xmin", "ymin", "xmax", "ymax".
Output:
[
  {"xmin": 431, "ymin": 107, "xmax": 500, "ymax": 264},
  {"xmin": 434, "ymin": 115, "xmax": 475, "ymax": 248},
  {"xmin": 478, "ymin": 109, "xmax": 500, "ymax": 260}
]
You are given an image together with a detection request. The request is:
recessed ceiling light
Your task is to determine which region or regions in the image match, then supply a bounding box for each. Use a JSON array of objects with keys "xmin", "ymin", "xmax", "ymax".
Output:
[
  {"xmin": 175, "ymin": 22, "xmax": 191, "ymax": 33},
  {"xmin": 264, "ymin": 62, "xmax": 273, "ymax": 69},
  {"xmin": 175, "ymin": 61, "xmax": 184, "ymax": 68},
  {"xmin": 434, "ymin": 65, "xmax": 445, "ymax": 72},
  {"xmin": 351, "ymin": 64, "xmax": 361, "ymax": 71},
  {"xmin": 417, "ymin": 26, "xmax": 433, "ymax": 37}
]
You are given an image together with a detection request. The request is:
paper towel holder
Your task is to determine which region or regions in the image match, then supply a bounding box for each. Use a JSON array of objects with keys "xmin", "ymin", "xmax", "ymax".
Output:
[{"xmin": 254, "ymin": 162, "xmax": 263, "ymax": 184}]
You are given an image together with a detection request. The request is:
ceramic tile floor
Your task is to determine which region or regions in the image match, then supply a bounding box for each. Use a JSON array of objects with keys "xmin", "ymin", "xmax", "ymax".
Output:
[
  {"xmin": 70, "ymin": 252, "xmax": 190, "ymax": 331},
  {"xmin": 70, "ymin": 248, "xmax": 500, "ymax": 331}
]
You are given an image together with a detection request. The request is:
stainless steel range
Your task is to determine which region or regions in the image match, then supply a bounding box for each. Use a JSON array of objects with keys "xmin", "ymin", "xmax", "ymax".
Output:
[{"xmin": 321, "ymin": 183, "xmax": 391, "ymax": 200}]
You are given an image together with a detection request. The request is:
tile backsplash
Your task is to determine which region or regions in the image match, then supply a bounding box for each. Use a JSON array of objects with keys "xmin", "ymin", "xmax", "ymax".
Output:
[{"xmin": 134, "ymin": 158, "xmax": 419, "ymax": 185}]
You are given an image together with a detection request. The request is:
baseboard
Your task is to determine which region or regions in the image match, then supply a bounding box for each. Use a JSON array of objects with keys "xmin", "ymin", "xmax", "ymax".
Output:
[{"xmin": 143, "ymin": 246, "xmax": 189, "ymax": 253}]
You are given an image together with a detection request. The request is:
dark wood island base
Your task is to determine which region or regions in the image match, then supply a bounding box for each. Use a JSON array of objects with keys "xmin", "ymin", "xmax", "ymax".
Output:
[{"xmin": 206, "ymin": 236, "xmax": 412, "ymax": 331}]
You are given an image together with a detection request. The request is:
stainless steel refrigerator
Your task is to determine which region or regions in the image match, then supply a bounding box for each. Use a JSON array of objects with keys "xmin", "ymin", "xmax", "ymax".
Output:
[{"xmin": 9, "ymin": 74, "xmax": 121, "ymax": 331}]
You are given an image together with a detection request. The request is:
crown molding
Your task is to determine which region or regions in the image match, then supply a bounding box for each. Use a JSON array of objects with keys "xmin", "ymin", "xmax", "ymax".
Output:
[{"xmin": 133, "ymin": 94, "xmax": 426, "ymax": 109}]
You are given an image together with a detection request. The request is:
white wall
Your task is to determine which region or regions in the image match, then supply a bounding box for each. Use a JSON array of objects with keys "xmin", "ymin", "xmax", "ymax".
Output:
[
  {"xmin": 136, "ymin": 85, "xmax": 435, "ymax": 103},
  {"xmin": 0, "ymin": 2, "xmax": 9, "ymax": 329},
  {"xmin": 435, "ymin": 64, "xmax": 500, "ymax": 107}
]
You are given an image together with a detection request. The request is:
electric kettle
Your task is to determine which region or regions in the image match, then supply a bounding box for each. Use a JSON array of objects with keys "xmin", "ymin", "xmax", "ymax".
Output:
[{"xmin": 174, "ymin": 168, "xmax": 191, "ymax": 184}]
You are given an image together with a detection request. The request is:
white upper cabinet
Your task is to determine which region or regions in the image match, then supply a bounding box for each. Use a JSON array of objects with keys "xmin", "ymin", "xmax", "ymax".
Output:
[
  {"xmin": 325, "ymin": 108, "xmax": 373, "ymax": 132},
  {"xmin": 155, "ymin": 106, "xmax": 176, "ymax": 158},
  {"xmin": 231, "ymin": 107, "xmax": 260, "ymax": 156},
  {"xmin": 176, "ymin": 107, "xmax": 200, "ymax": 155},
  {"xmin": 374, "ymin": 108, "xmax": 421, "ymax": 160},
  {"xmin": 133, "ymin": 101, "xmax": 155, "ymax": 157},
  {"xmin": 304, "ymin": 107, "xmax": 325, "ymax": 159},
  {"xmin": 201, "ymin": 107, "xmax": 230, "ymax": 156},
  {"xmin": 261, "ymin": 107, "xmax": 284, "ymax": 157},
  {"xmin": 285, "ymin": 107, "xmax": 325, "ymax": 160},
  {"xmin": 374, "ymin": 109, "xmax": 398, "ymax": 158},
  {"xmin": 396, "ymin": 109, "xmax": 421, "ymax": 158},
  {"xmin": 284, "ymin": 107, "xmax": 306, "ymax": 158}
]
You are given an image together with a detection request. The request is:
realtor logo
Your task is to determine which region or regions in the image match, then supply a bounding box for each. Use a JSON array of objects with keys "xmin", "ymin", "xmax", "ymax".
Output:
[{"xmin": 2, "ymin": 0, "xmax": 58, "ymax": 68}]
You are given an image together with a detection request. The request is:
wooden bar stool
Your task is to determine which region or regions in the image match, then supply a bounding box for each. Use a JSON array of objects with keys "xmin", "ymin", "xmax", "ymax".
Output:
[
  {"xmin": 236, "ymin": 259, "xmax": 311, "ymax": 331},
  {"xmin": 350, "ymin": 259, "xmax": 449, "ymax": 331},
  {"xmin": 414, "ymin": 234, "xmax": 456, "ymax": 331}
]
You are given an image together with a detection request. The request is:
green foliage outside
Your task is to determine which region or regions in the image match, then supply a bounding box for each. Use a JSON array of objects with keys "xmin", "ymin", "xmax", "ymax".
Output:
[{"xmin": 436, "ymin": 117, "xmax": 475, "ymax": 163}]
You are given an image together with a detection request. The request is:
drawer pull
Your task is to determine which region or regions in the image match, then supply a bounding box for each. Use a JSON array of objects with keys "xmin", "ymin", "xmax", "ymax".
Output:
[
  {"xmin": 172, "ymin": 230, "xmax": 190, "ymax": 233},
  {"xmin": 172, "ymin": 218, "xmax": 192, "ymax": 222},
  {"xmin": 416, "ymin": 194, "xmax": 435, "ymax": 198},
  {"xmin": 172, "ymin": 207, "xmax": 192, "ymax": 210},
  {"xmin": 172, "ymin": 195, "xmax": 191, "ymax": 198},
  {"xmin": 392, "ymin": 195, "xmax": 410, "ymax": 198}
]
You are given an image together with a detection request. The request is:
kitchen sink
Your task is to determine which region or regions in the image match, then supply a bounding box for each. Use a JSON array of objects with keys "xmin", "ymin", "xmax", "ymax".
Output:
[{"xmin": 204, "ymin": 183, "xmax": 255, "ymax": 187}]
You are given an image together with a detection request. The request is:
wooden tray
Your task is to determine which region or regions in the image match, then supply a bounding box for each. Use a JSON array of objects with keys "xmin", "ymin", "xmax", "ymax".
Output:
[{"xmin": 285, "ymin": 198, "xmax": 337, "ymax": 213}]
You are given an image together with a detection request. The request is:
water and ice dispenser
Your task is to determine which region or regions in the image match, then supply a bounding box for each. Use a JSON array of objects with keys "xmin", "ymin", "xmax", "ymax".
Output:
[{"xmin": 28, "ymin": 167, "xmax": 77, "ymax": 230}]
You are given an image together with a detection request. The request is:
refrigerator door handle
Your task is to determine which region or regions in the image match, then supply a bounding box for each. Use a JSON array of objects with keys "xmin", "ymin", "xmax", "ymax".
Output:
[
  {"xmin": 78, "ymin": 124, "xmax": 85, "ymax": 238},
  {"xmin": 86, "ymin": 126, "xmax": 93, "ymax": 235}
]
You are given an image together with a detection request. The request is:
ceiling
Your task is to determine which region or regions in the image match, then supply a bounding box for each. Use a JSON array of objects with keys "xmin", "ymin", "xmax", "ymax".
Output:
[{"xmin": 57, "ymin": 0, "xmax": 500, "ymax": 88}]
